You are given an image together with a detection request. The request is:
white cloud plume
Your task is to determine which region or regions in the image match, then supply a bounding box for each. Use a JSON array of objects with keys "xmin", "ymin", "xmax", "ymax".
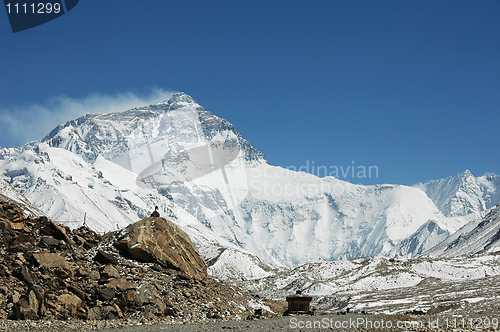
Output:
[{"xmin": 0, "ymin": 88, "xmax": 177, "ymax": 147}]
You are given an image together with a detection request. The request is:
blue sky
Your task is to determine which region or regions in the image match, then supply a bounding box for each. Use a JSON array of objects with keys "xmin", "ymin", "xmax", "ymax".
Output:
[{"xmin": 1, "ymin": 1, "xmax": 499, "ymax": 186}]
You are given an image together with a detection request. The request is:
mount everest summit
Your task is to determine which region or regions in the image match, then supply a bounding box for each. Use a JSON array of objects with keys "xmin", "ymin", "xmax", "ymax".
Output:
[{"xmin": 1, "ymin": 93, "xmax": 499, "ymax": 273}]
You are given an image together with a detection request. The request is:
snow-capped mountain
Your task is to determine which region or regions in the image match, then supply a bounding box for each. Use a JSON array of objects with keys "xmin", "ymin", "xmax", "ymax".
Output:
[
  {"xmin": 423, "ymin": 204, "xmax": 500, "ymax": 258},
  {"xmin": 0, "ymin": 93, "xmax": 496, "ymax": 268},
  {"xmin": 414, "ymin": 170, "xmax": 500, "ymax": 217},
  {"xmin": 236, "ymin": 173, "xmax": 467, "ymax": 266}
]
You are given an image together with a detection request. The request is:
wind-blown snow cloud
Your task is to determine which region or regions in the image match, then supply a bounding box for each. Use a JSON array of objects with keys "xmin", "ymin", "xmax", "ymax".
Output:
[{"xmin": 0, "ymin": 88, "xmax": 176, "ymax": 148}]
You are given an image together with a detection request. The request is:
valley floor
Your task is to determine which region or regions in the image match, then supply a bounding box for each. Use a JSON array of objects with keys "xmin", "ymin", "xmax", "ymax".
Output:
[{"xmin": 3, "ymin": 311, "xmax": 499, "ymax": 332}]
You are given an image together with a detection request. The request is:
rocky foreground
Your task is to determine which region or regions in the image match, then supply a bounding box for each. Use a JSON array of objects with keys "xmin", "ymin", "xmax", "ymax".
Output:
[{"xmin": 0, "ymin": 194, "xmax": 284, "ymax": 326}]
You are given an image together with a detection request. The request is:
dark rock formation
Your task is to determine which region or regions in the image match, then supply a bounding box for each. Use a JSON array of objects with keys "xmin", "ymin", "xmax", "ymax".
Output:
[{"xmin": 150, "ymin": 206, "xmax": 160, "ymax": 218}]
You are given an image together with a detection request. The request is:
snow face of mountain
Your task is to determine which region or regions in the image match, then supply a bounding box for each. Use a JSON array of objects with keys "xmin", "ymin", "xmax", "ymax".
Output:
[
  {"xmin": 206, "ymin": 247, "xmax": 285, "ymax": 282},
  {"xmin": 423, "ymin": 204, "xmax": 500, "ymax": 258},
  {"xmin": 234, "ymin": 169, "xmax": 464, "ymax": 267},
  {"xmin": 0, "ymin": 132, "xmax": 248, "ymax": 266},
  {"xmin": 0, "ymin": 93, "xmax": 486, "ymax": 269},
  {"xmin": 391, "ymin": 220, "xmax": 449, "ymax": 259},
  {"xmin": 414, "ymin": 170, "xmax": 500, "ymax": 217}
]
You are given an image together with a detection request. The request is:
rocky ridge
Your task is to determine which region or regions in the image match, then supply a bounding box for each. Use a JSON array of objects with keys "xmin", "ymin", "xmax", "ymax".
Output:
[{"xmin": 0, "ymin": 194, "xmax": 281, "ymax": 324}]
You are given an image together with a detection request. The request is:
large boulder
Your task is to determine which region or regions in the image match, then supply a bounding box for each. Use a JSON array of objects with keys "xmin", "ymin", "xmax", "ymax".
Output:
[{"xmin": 114, "ymin": 217, "xmax": 207, "ymax": 280}]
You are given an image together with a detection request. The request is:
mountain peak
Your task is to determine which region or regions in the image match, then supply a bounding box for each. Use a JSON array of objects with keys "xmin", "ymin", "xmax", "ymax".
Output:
[
  {"xmin": 458, "ymin": 169, "xmax": 476, "ymax": 186},
  {"xmin": 461, "ymin": 169, "xmax": 473, "ymax": 177},
  {"xmin": 164, "ymin": 93, "xmax": 199, "ymax": 110}
]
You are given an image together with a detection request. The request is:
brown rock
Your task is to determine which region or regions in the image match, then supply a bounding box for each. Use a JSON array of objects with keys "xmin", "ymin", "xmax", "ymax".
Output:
[
  {"xmin": 14, "ymin": 298, "xmax": 38, "ymax": 320},
  {"xmin": 9, "ymin": 221, "xmax": 27, "ymax": 230},
  {"xmin": 68, "ymin": 285, "xmax": 85, "ymax": 301},
  {"xmin": 76, "ymin": 266, "xmax": 90, "ymax": 277},
  {"xmin": 121, "ymin": 289, "xmax": 137, "ymax": 304},
  {"xmin": 13, "ymin": 265, "xmax": 36, "ymax": 285},
  {"xmin": 101, "ymin": 264, "xmax": 120, "ymax": 279},
  {"xmin": 101, "ymin": 304, "xmax": 121, "ymax": 320},
  {"xmin": 112, "ymin": 303, "xmax": 123, "ymax": 318},
  {"xmin": 0, "ymin": 194, "xmax": 270, "ymax": 323},
  {"xmin": 40, "ymin": 236, "xmax": 64, "ymax": 248},
  {"xmin": 7, "ymin": 243, "xmax": 33, "ymax": 253},
  {"xmin": 88, "ymin": 270, "xmax": 100, "ymax": 280},
  {"xmin": 87, "ymin": 306, "xmax": 101, "ymax": 320},
  {"xmin": 55, "ymin": 266, "xmax": 72, "ymax": 279},
  {"xmin": 56, "ymin": 293, "xmax": 82, "ymax": 316},
  {"xmin": 97, "ymin": 288, "xmax": 115, "ymax": 301},
  {"xmin": 27, "ymin": 290, "xmax": 39, "ymax": 315},
  {"xmin": 13, "ymin": 287, "xmax": 44, "ymax": 320},
  {"xmin": 7, "ymin": 234, "xmax": 35, "ymax": 253},
  {"xmin": 35, "ymin": 216, "xmax": 74, "ymax": 245},
  {"xmin": 93, "ymin": 250, "xmax": 119, "ymax": 265},
  {"xmin": 134, "ymin": 284, "xmax": 166, "ymax": 315},
  {"xmin": 0, "ymin": 265, "xmax": 10, "ymax": 277},
  {"xmin": 33, "ymin": 252, "xmax": 70, "ymax": 270},
  {"xmin": 114, "ymin": 217, "xmax": 207, "ymax": 280},
  {"xmin": 11, "ymin": 291, "xmax": 21, "ymax": 304},
  {"xmin": 105, "ymin": 278, "xmax": 136, "ymax": 291},
  {"xmin": 73, "ymin": 226, "xmax": 100, "ymax": 249},
  {"xmin": 0, "ymin": 203, "xmax": 28, "ymax": 231}
]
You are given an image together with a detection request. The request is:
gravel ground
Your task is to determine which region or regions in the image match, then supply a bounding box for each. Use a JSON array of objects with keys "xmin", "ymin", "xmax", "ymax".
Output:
[
  {"xmin": 2, "ymin": 313, "xmax": 498, "ymax": 332},
  {"xmin": 97, "ymin": 313, "xmax": 499, "ymax": 332}
]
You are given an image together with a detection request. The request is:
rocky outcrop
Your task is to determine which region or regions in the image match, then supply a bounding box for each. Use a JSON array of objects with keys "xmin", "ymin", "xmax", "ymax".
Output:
[
  {"xmin": 0, "ymin": 195, "xmax": 277, "ymax": 322},
  {"xmin": 114, "ymin": 217, "xmax": 207, "ymax": 280}
]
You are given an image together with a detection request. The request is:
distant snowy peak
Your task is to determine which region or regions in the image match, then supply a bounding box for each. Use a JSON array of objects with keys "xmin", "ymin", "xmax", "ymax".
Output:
[
  {"xmin": 414, "ymin": 170, "xmax": 500, "ymax": 217},
  {"xmin": 39, "ymin": 93, "xmax": 266, "ymax": 168},
  {"xmin": 424, "ymin": 204, "xmax": 500, "ymax": 258},
  {"xmin": 477, "ymin": 173, "xmax": 500, "ymax": 209}
]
